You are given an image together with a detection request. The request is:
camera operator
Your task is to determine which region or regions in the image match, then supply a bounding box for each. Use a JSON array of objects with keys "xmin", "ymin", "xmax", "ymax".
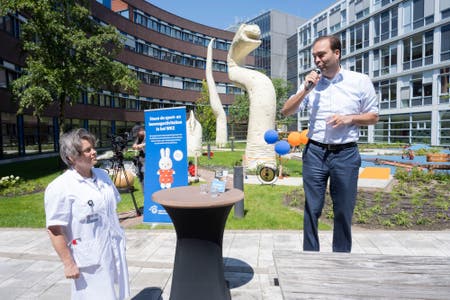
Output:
[{"xmin": 132, "ymin": 126, "xmax": 145, "ymax": 192}]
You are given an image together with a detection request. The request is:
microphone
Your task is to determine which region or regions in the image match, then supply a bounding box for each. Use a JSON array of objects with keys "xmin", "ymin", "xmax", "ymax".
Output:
[{"xmin": 305, "ymin": 68, "xmax": 321, "ymax": 91}]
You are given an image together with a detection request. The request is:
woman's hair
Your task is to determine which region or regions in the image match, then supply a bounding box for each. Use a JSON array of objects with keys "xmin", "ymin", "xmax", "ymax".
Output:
[{"xmin": 59, "ymin": 128, "xmax": 96, "ymax": 167}]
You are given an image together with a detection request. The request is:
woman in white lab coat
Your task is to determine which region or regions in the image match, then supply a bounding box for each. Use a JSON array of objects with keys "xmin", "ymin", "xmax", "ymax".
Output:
[{"xmin": 45, "ymin": 128, "xmax": 129, "ymax": 299}]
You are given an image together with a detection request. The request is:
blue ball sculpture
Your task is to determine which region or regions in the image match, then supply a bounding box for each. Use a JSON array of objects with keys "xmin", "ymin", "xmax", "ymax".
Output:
[
  {"xmin": 264, "ymin": 129, "xmax": 278, "ymax": 144},
  {"xmin": 274, "ymin": 140, "xmax": 291, "ymax": 155}
]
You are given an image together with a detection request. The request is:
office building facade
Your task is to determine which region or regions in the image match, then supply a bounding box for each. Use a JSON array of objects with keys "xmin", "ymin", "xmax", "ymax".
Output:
[
  {"xmin": 295, "ymin": 0, "xmax": 450, "ymax": 146},
  {"xmin": 245, "ymin": 10, "xmax": 305, "ymax": 79},
  {"xmin": 0, "ymin": 0, "xmax": 246, "ymax": 159}
]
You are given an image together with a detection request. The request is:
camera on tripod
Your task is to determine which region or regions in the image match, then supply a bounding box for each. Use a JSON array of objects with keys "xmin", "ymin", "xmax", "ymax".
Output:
[
  {"xmin": 109, "ymin": 133, "xmax": 131, "ymax": 159},
  {"xmin": 105, "ymin": 132, "xmax": 142, "ymax": 216}
]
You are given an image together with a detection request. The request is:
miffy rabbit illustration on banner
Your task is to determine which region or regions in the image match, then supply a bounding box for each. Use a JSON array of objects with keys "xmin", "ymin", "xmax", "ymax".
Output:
[{"xmin": 157, "ymin": 147, "xmax": 175, "ymax": 189}]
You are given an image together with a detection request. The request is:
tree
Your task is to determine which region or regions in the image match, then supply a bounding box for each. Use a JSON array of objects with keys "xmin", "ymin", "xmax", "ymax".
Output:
[
  {"xmin": 228, "ymin": 78, "xmax": 295, "ymax": 127},
  {"xmin": 0, "ymin": 0, "xmax": 140, "ymax": 134},
  {"xmin": 272, "ymin": 78, "xmax": 295, "ymax": 129},
  {"xmin": 228, "ymin": 92, "xmax": 249, "ymax": 125},
  {"xmin": 195, "ymin": 80, "xmax": 216, "ymax": 142}
]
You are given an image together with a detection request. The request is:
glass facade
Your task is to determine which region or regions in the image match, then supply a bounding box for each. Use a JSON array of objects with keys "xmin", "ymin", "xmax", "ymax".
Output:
[
  {"xmin": 249, "ymin": 12, "xmax": 271, "ymax": 76},
  {"xmin": 296, "ymin": 0, "xmax": 450, "ymax": 146}
]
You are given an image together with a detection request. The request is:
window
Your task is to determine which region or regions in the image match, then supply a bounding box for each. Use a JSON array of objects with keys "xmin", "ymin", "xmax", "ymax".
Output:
[
  {"xmin": 411, "ymin": 112, "xmax": 431, "ymax": 144},
  {"xmin": 1, "ymin": 112, "xmax": 18, "ymax": 157},
  {"xmin": 442, "ymin": 24, "xmax": 450, "ymax": 62},
  {"xmin": 0, "ymin": 14, "xmax": 20, "ymax": 37},
  {"xmin": 356, "ymin": 8, "xmax": 369, "ymax": 20},
  {"xmin": 443, "ymin": 8, "xmax": 450, "ymax": 19},
  {"xmin": 313, "ymin": 14, "xmax": 327, "ymax": 38},
  {"xmin": 117, "ymin": 10, "xmax": 129, "ymax": 19},
  {"xmin": 373, "ymin": 45, "xmax": 397, "ymax": 77},
  {"xmin": 373, "ymin": 8, "xmax": 398, "ymax": 43},
  {"xmin": 0, "ymin": 66, "xmax": 18, "ymax": 89},
  {"xmin": 403, "ymin": 31, "xmax": 433, "ymax": 70},
  {"xmin": 88, "ymin": 120, "xmax": 101, "ymax": 142},
  {"xmin": 162, "ymin": 76, "xmax": 183, "ymax": 89},
  {"xmin": 400, "ymin": 86, "xmax": 410, "ymax": 108},
  {"xmin": 349, "ymin": 21, "xmax": 369, "ymax": 52},
  {"xmin": 23, "ymin": 115, "xmax": 39, "ymax": 155},
  {"xmin": 0, "ymin": 68, "xmax": 7, "ymax": 88},
  {"xmin": 126, "ymin": 99, "xmax": 138, "ymax": 110},
  {"xmin": 340, "ymin": 31, "xmax": 347, "ymax": 56},
  {"xmin": 184, "ymin": 81, "xmax": 202, "ymax": 91},
  {"xmin": 121, "ymin": 33, "xmax": 135, "ymax": 51},
  {"xmin": 132, "ymin": 10, "xmax": 231, "ymax": 51},
  {"xmin": 413, "ymin": 0, "xmax": 425, "ymax": 29},
  {"xmin": 353, "ymin": 0, "xmax": 370, "ymax": 20},
  {"xmin": 136, "ymin": 71, "xmax": 161, "ymax": 86},
  {"xmin": 329, "ymin": 7, "xmax": 341, "ymax": 33},
  {"xmin": 299, "ymin": 26, "xmax": 311, "ymax": 46},
  {"xmin": 439, "ymin": 68, "xmax": 450, "ymax": 104},
  {"xmin": 390, "ymin": 114, "xmax": 411, "ymax": 143},
  {"xmin": 99, "ymin": 94, "xmax": 111, "ymax": 107},
  {"xmin": 212, "ymin": 62, "xmax": 227, "ymax": 72},
  {"xmin": 375, "ymin": 80, "xmax": 397, "ymax": 110},
  {"xmin": 227, "ymin": 85, "xmax": 242, "ymax": 95},
  {"xmin": 439, "ymin": 110, "xmax": 450, "ymax": 145},
  {"xmin": 374, "ymin": 0, "xmax": 394, "ymax": 9},
  {"xmin": 354, "ymin": 53, "xmax": 369, "ymax": 75},
  {"xmin": 341, "ymin": 9, "xmax": 347, "ymax": 25},
  {"xmin": 88, "ymin": 93, "xmax": 99, "ymax": 106},
  {"xmin": 134, "ymin": 41, "xmax": 227, "ymax": 72},
  {"xmin": 411, "ymin": 75, "xmax": 432, "ymax": 107},
  {"xmin": 299, "ymin": 48, "xmax": 311, "ymax": 70},
  {"xmin": 403, "ymin": 0, "xmax": 434, "ymax": 32},
  {"xmin": 374, "ymin": 115, "xmax": 389, "ymax": 143}
]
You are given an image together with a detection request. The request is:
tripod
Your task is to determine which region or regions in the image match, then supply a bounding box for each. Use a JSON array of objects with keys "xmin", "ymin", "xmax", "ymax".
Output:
[{"xmin": 109, "ymin": 151, "xmax": 142, "ymax": 216}]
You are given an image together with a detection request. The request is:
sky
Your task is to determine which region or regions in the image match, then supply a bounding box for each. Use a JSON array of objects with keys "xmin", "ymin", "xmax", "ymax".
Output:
[{"xmin": 146, "ymin": 0, "xmax": 339, "ymax": 29}]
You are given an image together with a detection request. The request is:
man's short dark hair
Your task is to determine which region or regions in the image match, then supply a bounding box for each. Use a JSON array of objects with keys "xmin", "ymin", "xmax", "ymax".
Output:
[{"xmin": 313, "ymin": 35, "xmax": 342, "ymax": 59}]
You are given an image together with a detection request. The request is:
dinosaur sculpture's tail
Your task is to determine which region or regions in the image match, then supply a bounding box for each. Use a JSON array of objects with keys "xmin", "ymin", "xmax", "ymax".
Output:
[{"xmin": 206, "ymin": 38, "xmax": 228, "ymax": 148}]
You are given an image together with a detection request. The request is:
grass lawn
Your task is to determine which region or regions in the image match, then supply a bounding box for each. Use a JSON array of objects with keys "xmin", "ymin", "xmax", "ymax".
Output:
[
  {"xmin": 0, "ymin": 151, "xmax": 316, "ymax": 229},
  {"xmin": 0, "ymin": 193, "xmax": 47, "ymax": 228},
  {"xmin": 195, "ymin": 149, "xmax": 303, "ymax": 177}
]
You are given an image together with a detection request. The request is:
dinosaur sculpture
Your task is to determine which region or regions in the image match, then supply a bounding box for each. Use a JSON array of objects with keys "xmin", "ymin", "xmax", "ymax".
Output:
[
  {"xmin": 186, "ymin": 110, "xmax": 202, "ymax": 157},
  {"xmin": 227, "ymin": 24, "xmax": 276, "ymax": 169},
  {"xmin": 206, "ymin": 38, "xmax": 228, "ymax": 148}
]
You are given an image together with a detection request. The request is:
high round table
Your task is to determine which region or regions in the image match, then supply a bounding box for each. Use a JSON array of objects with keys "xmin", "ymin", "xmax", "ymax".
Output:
[{"xmin": 152, "ymin": 186, "xmax": 244, "ymax": 300}]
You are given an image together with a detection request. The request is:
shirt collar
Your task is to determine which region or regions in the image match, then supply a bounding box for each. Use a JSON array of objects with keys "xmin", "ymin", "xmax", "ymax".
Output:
[
  {"xmin": 68, "ymin": 168, "xmax": 97, "ymax": 183},
  {"xmin": 321, "ymin": 67, "xmax": 345, "ymax": 84}
]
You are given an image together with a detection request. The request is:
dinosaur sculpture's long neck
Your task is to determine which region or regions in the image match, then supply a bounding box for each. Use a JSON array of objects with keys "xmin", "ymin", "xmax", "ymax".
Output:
[
  {"xmin": 227, "ymin": 25, "xmax": 276, "ymax": 169},
  {"xmin": 206, "ymin": 38, "xmax": 227, "ymax": 148}
]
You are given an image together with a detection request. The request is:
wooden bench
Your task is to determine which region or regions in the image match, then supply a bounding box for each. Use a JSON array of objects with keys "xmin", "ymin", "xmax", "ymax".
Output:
[{"xmin": 273, "ymin": 250, "xmax": 450, "ymax": 299}]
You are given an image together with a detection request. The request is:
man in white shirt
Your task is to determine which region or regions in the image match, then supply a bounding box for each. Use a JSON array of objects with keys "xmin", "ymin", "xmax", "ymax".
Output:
[{"xmin": 282, "ymin": 35, "xmax": 379, "ymax": 252}]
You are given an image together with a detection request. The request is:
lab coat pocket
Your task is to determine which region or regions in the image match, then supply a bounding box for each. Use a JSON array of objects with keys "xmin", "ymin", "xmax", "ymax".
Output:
[{"xmin": 71, "ymin": 237, "xmax": 105, "ymax": 268}]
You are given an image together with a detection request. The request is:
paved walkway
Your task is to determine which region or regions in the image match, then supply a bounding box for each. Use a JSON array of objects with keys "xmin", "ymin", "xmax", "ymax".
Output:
[{"xmin": 0, "ymin": 228, "xmax": 449, "ymax": 299}]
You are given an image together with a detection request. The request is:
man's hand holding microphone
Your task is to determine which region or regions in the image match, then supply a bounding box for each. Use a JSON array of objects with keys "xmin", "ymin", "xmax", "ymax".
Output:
[
  {"xmin": 305, "ymin": 68, "xmax": 321, "ymax": 91},
  {"xmin": 281, "ymin": 68, "xmax": 321, "ymax": 117}
]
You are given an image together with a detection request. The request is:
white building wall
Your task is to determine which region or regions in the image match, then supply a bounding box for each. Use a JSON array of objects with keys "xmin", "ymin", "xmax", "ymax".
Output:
[{"xmin": 295, "ymin": 0, "xmax": 450, "ymax": 146}]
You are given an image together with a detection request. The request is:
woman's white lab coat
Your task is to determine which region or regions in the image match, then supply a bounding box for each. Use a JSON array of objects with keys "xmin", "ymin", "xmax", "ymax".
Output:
[{"xmin": 45, "ymin": 168, "xmax": 129, "ymax": 300}]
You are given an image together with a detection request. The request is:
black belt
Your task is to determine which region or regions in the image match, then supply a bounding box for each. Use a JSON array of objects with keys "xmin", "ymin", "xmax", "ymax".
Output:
[{"xmin": 308, "ymin": 139, "xmax": 357, "ymax": 151}]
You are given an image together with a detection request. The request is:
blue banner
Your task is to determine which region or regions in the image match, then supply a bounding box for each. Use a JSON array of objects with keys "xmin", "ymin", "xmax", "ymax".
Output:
[{"xmin": 143, "ymin": 107, "xmax": 188, "ymax": 223}]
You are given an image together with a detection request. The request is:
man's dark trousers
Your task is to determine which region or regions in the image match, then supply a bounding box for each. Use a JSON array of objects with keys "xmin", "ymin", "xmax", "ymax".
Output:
[{"xmin": 302, "ymin": 142, "xmax": 361, "ymax": 252}]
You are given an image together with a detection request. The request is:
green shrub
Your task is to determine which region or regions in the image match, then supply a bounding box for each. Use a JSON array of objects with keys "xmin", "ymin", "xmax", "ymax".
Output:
[{"xmin": 0, "ymin": 175, "xmax": 22, "ymax": 189}]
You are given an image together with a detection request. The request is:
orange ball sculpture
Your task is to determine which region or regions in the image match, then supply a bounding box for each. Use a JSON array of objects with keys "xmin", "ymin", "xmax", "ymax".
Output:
[
  {"xmin": 299, "ymin": 129, "xmax": 309, "ymax": 145},
  {"xmin": 287, "ymin": 131, "xmax": 302, "ymax": 146}
]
